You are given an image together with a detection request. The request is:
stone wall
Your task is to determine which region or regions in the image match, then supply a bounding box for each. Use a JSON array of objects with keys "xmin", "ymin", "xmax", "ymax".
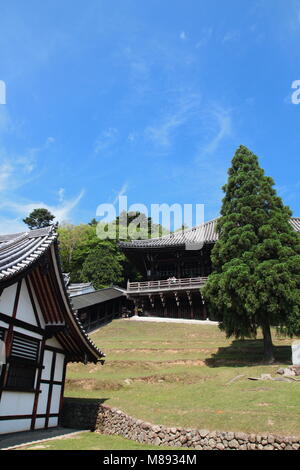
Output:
[{"xmin": 61, "ymin": 398, "xmax": 300, "ymax": 450}]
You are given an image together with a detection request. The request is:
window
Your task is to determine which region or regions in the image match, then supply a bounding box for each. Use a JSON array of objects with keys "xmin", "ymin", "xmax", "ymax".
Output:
[{"xmin": 6, "ymin": 333, "xmax": 40, "ymax": 392}]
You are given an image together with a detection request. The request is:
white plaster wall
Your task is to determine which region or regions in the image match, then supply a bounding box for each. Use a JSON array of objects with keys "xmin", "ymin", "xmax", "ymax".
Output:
[
  {"xmin": 54, "ymin": 353, "xmax": 65, "ymax": 382},
  {"xmin": 16, "ymin": 280, "xmax": 38, "ymax": 326},
  {"xmin": 45, "ymin": 336, "xmax": 64, "ymax": 349},
  {"xmin": 37, "ymin": 383, "xmax": 49, "ymax": 415},
  {"xmin": 0, "ymin": 283, "xmax": 17, "ymax": 316},
  {"xmin": 0, "ymin": 419, "xmax": 31, "ymax": 434},
  {"xmin": 0, "ymin": 391, "xmax": 35, "ymax": 416},
  {"xmin": 34, "ymin": 417, "xmax": 46, "ymax": 429},
  {"xmin": 50, "ymin": 385, "xmax": 62, "ymax": 414},
  {"xmin": 28, "ymin": 279, "xmax": 45, "ymax": 328},
  {"xmin": 48, "ymin": 417, "xmax": 59, "ymax": 428},
  {"xmin": 41, "ymin": 350, "xmax": 53, "ymax": 381}
]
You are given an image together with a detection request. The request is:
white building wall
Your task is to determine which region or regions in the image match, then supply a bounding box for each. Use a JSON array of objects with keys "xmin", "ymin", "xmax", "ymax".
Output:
[
  {"xmin": 16, "ymin": 280, "xmax": 38, "ymax": 326},
  {"xmin": 0, "ymin": 419, "xmax": 31, "ymax": 434},
  {"xmin": 0, "ymin": 283, "xmax": 18, "ymax": 316},
  {"xmin": 0, "ymin": 391, "xmax": 35, "ymax": 416},
  {"xmin": 0, "ymin": 276, "xmax": 67, "ymax": 435}
]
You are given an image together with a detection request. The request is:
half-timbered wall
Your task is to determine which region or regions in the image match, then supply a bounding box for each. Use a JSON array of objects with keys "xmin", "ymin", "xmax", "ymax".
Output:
[{"xmin": 0, "ymin": 277, "xmax": 66, "ymax": 434}]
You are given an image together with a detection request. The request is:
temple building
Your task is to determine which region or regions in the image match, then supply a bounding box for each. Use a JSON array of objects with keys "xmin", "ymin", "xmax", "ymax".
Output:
[
  {"xmin": 120, "ymin": 217, "xmax": 300, "ymax": 320},
  {"xmin": 0, "ymin": 226, "xmax": 104, "ymax": 435},
  {"xmin": 71, "ymin": 286, "xmax": 128, "ymax": 333}
]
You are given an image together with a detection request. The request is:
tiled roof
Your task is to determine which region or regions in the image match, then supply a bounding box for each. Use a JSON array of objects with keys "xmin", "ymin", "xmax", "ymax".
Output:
[
  {"xmin": 119, "ymin": 218, "xmax": 218, "ymax": 249},
  {"xmin": 120, "ymin": 217, "xmax": 300, "ymax": 249},
  {"xmin": 0, "ymin": 225, "xmax": 104, "ymax": 363},
  {"xmin": 0, "ymin": 226, "xmax": 57, "ymax": 281},
  {"xmin": 68, "ymin": 282, "xmax": 95, "ymax": 297},
  {"xmin": 71, "ymin": 286, "xmax": 125, "ymax": 310}
]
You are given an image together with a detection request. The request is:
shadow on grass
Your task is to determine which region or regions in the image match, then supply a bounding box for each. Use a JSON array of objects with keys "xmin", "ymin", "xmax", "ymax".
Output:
[{"xmin": 205, "ymin": 339, "xmax": 292, "ymax": 367}]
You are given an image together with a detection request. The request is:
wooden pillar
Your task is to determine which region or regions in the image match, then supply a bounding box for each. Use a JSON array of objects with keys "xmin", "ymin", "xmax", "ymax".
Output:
[
  {"xmin": 133, "ymin": 298, "xmax": 139, "ymax": 316},
  {"xmin": 187, "ymin": 290, "xmax": 193, "ymax": 319},
  {"xmin": 174, "ymin": 291, "xmax": 180, "ymax": 318},
  {"xmin": 200, "ymin": 290, "xmax": 208, "ymax": 320},
  {"xmin": 159, "ymin": 293, "xmax": 165, "ymax": 317}
]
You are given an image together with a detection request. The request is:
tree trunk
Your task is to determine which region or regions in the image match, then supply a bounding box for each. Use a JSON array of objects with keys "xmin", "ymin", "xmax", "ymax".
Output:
[{"xmin": 262, "ymin": 321, "xmax": 275, "ymax": 364}]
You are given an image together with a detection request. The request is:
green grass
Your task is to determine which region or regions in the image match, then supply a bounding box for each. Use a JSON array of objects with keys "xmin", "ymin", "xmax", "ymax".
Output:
[
  {"xmin": 65, "ymin": 319, "xmax": 300, "ymax": 436},
  {"xmin": 20, "ymin": 431, "xmax": 185, "ymax": 451}
]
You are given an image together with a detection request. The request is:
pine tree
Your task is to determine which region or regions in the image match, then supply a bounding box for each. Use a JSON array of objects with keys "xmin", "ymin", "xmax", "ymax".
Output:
[
  {"xmin": 202, "ymin": 145, "xmax": 300, "ymax": 363},
  {"xmin": 23, "ymin": 208, "xmax": 55, "ymax": 230}
]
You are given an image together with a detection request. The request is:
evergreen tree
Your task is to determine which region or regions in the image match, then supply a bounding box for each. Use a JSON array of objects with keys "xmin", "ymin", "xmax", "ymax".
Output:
[
  {"xmin": 23, "ymin": 208, "xmax": 55, "ymax": 229},
  {"xmin": 202, "ymin": 145, "xmax": 300, "ymax": 363}
]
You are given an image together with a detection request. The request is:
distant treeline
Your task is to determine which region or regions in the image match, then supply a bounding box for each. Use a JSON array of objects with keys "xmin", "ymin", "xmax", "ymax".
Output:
[{"xmin": 58, "ymin": 211, "xmax": 168, "ymax": 289}]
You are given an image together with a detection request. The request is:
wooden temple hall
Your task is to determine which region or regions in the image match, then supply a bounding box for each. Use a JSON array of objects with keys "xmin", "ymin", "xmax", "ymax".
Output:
[
  {"xmin": 0, "ymin": 226, "xmax": 104, "ymax": 435},
  {"xmin": 120, "ymin": 217, "xmax": 300, "ymax": 320}
]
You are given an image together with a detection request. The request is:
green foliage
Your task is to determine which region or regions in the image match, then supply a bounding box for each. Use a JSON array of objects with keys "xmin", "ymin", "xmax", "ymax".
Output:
[
  {"xmin": 57, "ymin": 211, "xmax": 158, "ymax": 287},
  {"xmin": 23, "ymin": 208, "xmax": 55, "ymax": 229},
  {"xmin": 58, "ymin": 224, "xmax": 98, "ymax": 281},
  {"xmin": 202, "ymin": 146, "xmax": 300, "ymax": 356},
  {"xmin": 80, "ymin": 242, "xmax": 124, "ymax": 289},
  {"xmin": 100, "ymin": 210, "xmax": 168, "ymax": 241}
]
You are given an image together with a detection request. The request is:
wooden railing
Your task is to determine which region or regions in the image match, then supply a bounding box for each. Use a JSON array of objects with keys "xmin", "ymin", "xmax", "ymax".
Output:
[{"xmin": 127, "ymin": 277, "xmax": 208, "ymax": 293}]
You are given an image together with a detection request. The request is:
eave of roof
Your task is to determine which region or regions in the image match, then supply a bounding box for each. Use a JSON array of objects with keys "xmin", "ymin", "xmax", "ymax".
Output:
[
  {"xmin": 0, "ymin": 225, "xmax": 104, "ymax": 363},
  {"xmin": 71, "ymin": 286, "xmax": 126, "ymax": 310},
  {"xmin": 119, "ymin": 218, "xmax": 218, "ymax": 249},
  {"xmin": 0, "ymin": 226, "xmax": 57, "ymax": 281},
  {"xmin": 119, "ymin": 217, "xmax": 300, "ymax": 249}
]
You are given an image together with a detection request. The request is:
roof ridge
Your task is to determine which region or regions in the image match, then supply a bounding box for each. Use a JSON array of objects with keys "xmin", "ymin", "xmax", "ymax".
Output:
[
  {"xmin": 0, "ymin": 226, "xmax": 57, "ymax": 281},
  {"xmin": 120, "ymin": 217, "xmax": 219, "ymax": 245}
]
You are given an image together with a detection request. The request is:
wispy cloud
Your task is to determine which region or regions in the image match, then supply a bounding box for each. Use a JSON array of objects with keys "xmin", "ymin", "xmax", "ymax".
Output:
[
  {"xmin": 0, "ymin": 189, "xmax": 85, "ymax": 232},
  {"xmin": 94, "ymin": 127, "xmax": 118, "ymax": 156},
  {"xmin": 195, "ymin": 28, "xmax": 213, "ymax": 48},
  {"xmin": 198, "ymin": 105, "xmax": 233, "ymax": 157},
  {"xmin": 113, "ymin": 182, "xmax": 129, "ymax": 205},
  {"xmin": 145, "ymin": 93, "xmax": 202, "ymax": 151},
  {"xmin": 0, "ymin": 162, "xmax": 13, "ymax": 192},
  {"xmin": 0, "ymin": 136, "xmax": 55, "ymax": 192},
  {"xmin": 222, "ymin": 30, "xmax": 240, "ymax": 44}
]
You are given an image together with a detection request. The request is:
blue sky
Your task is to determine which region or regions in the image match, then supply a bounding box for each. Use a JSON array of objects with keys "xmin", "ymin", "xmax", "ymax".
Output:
[{"xmin": 1, "ymin": 0, "xmax": 300, "ymax": 233}]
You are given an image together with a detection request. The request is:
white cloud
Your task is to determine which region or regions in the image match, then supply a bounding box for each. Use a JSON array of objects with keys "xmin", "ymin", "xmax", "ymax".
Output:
[
  {"xmin": 94, "ymin": 127, "xmax": 118, "ymax": 156},
  {"xmin": 222, "ymin": 30, "xmax": 240, "ymax": 44},
  {"xmin": 113, "ymin": 183, "xmax": 129, "ymax": 205},
  {"xmin": 58, "ymin": 187, "xmax": 65, "ymax": 203},
  {"xmin": 195, "ymin": 28, "xmax": 213, "ymax": 48},
  {"xmin": 145, "ymin": 94, "xmax": 202, "ymax": 150},
  {"xmin": 0, "ymin": 162, "xmax": 13, "ymax": 191},
  {"xmin": 0, "ymin": 137, "xmax": 54, "ymax": 193},
  {"xmin": 199, "ymin": 105, "xmax": 233, "ymax": 157},
  {"xmin": 0, "ymin": 189, "xmax": 85, "ymax": 233},
  {"xmin": 0, "ymin": 216, "xmax": 28, "ymax": 235},
  {"xmin": 127, "ymin": 131, "xmax": 137, "ymax": 142},
  {"xmin": 180, "ymin": 31, "xmax": 187, "ymax": 40}
]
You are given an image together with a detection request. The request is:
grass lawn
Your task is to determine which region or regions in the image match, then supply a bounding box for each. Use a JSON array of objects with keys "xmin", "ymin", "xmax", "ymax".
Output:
[
  {"xmin": 65, "ymin": 319, "xmax": 300, "ymax": 437},
  {"xmin": 20, "ymin": 432, "xmax": 185, "ymax": 451}
]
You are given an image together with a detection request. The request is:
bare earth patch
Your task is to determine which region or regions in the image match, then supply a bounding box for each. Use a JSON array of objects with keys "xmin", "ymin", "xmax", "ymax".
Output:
[
  {"xmin": 65, "ymin": 378, "xmax": 123, "ymax": 391},
  {"xmin": 106, "ymin": 359, "xmax": 205, "ymax": 368}
]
